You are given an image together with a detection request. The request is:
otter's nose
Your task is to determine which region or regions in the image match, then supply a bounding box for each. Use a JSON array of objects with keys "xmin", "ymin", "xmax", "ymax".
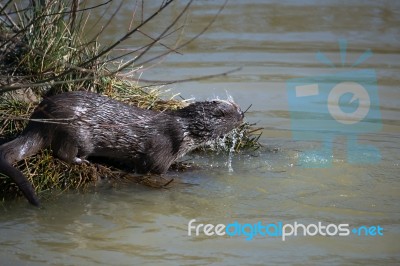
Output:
[
  {"xmin": 235, "ymin": 104, "xmax": 244, "ymax": 120},
  {"xmin": 231, "ymin": 102, "xmax": 244, "ymax": 120}
]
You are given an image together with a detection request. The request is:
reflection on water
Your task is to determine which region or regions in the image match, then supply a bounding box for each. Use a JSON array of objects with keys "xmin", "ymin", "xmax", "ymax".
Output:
[{"xmin": 1, "ymin": 0, "xmax": 400, "ymax": 265}]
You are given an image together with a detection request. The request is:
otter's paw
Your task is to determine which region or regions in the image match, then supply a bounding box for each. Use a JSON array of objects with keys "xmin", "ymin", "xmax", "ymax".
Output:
[{"xmin": 73, "ymin": 157, "xmax": 90, "ymax": 164}]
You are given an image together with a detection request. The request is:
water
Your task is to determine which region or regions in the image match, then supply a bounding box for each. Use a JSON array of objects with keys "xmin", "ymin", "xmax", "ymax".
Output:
[{"xmin": 1, "ymin": 0, "xmax": 400, "ymax": 265}]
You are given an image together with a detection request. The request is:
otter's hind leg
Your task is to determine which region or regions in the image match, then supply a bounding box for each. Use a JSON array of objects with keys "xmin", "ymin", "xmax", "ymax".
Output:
[{"xmin": 52, "ymin": 137, "xmax": 87, "ymax": 164}]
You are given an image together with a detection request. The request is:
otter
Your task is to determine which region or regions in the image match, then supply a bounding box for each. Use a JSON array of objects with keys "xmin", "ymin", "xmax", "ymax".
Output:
[{"xmin": 0, "ymin": 91, "xmax": 244, "ymax": 206}]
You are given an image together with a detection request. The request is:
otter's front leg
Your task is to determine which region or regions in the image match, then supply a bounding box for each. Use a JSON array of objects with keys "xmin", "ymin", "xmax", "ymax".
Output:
[
  {"xmin": 135, "ymin": 154, "xmax": 172, "ymax": 174},
  {"xmin": 135, "ymin": 137, "xmax": 177, "ymax": 174}
]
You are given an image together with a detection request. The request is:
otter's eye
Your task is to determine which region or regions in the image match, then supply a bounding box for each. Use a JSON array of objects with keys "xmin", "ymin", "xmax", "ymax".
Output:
[{"xmin": 216, "ymin": 109, "xmax": 225, "ymax": 117}]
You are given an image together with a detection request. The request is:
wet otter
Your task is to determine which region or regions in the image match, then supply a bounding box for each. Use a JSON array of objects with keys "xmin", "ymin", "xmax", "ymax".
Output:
[{"xmin": 0, "ymin": 91, "xmax": 244, "ymax": 206}]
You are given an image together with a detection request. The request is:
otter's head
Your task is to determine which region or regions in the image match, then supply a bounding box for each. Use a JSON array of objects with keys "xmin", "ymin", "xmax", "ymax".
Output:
[{"xmin": 175, "ymin": 100, "xmax": 244, "ymax": 143}]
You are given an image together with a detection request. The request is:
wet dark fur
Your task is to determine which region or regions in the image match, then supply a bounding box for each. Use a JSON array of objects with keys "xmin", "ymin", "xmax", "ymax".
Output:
[{"xmin": 0, "ymin": 91, "xmax": 244, "ymax": 206}]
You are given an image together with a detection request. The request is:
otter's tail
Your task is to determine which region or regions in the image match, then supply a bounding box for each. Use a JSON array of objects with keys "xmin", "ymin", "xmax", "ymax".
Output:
[{"xmin": 0, "ymin": 130, "xmax": 46, "ymax": 206}]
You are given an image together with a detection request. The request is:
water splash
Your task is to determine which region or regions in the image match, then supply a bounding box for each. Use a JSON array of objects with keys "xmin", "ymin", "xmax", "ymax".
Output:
[
  {"xmin": 227, "ymin": 134, "xmax": 236, "ymax": 173},
  {"xmin": 204, "ymin": 125, "xmax": 245, "ymax": 172},
  {"xmin": 226, "ymin": 128, "xmax": 244, "ymax": 173}
]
